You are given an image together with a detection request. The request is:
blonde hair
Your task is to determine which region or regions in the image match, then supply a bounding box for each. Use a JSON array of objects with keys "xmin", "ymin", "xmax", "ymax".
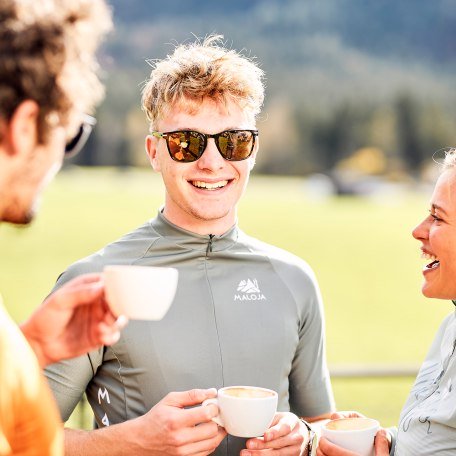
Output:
[
  {"xmin": 0, "ymin": 0, "xmax": 112, "ymax": 141},
  {"xmin": 141, "ymin": 35, "xmax": 265, "ymax": 129},
  {"xmin": 443, "ymin": 148, "xmax": 456, "ymax": 170}
]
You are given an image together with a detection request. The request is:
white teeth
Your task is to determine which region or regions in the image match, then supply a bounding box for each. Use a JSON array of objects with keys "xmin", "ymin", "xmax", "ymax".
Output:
[
  {"xmin": 421, "ymin": 252, "xmax": 438, "ymax": 262},
  {"xmin": 192, "ymin": 180, "xmax": 228, "ymax": 190}
]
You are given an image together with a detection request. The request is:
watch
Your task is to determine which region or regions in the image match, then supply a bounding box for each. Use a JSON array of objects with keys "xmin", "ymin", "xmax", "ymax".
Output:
[{"xmin": 300, "ymin": 419, "xmax": 318, "ymax": 456}]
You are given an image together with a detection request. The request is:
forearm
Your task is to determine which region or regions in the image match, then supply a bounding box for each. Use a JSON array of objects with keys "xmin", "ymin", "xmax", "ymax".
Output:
[{"xmin": 64, "ymin": 420, "xmax": 146, "ymax": 456}]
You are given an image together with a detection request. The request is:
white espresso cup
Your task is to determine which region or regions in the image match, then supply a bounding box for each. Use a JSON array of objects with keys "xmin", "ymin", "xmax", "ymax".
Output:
[
  {"xmin": 103, "ymin": 265, "xmax": 178, "ymax": 320},
  {"xmin": 202, "ymin": 386, "xmax": 278, "ymax": 438},
  {"xmin": 321, "ymin": 417, "xmax": 380, "ymax": 456}
]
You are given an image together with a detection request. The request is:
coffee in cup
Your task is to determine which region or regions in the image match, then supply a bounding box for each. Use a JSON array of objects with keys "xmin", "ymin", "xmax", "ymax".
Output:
[
  {"xmin": 321, "ymin": 417, "xmax": 380, "ymax": 456},
  {"xmin": 202, "ymin": 386, "xmax": 278, "ymax": 438},
  {"xmin": 223, "ymin": 387, "xmax": 275, "ymax": 399},
  {"xmin": 104, "ymin": 265, "xmax": 178, "ymax": 320}
]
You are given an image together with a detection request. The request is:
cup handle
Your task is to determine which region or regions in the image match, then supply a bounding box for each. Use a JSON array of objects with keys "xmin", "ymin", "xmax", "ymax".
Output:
[{"xmin": 202, "ymin": 397, "xmax": 224, "ymax": 428}]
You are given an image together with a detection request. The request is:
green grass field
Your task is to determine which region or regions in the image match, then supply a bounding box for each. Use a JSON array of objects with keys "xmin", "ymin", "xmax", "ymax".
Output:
[{"xmin": 0, "ymin": 167, "xmax": 450, "ymax": 428}]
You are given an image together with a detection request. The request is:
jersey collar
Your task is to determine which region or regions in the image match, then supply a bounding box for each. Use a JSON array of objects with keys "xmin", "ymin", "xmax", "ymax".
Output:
[{"xmin": 150, "ymin": 210, "xmax": 239, "ymax": 252}]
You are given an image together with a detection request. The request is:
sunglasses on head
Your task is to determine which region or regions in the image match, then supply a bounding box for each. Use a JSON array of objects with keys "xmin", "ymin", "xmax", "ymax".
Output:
[
  {"xmin": 64, "ymin": 114, "xmax": 97, "ymax": 158},
  {"xmin": 152, "ymin": 129, "xmax": 258, "ymax": 163}
]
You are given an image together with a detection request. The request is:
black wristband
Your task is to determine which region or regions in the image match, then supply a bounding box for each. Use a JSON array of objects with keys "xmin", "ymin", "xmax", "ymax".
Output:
[{"xmin": 300, "ymin": 419, "xmax": 317, "ymax": 456}]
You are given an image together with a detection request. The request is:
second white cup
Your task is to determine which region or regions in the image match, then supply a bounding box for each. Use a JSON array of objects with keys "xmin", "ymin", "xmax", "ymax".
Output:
[{"xmin": 321, "ymin": 417, "xmax": 380, "ymax": 456}]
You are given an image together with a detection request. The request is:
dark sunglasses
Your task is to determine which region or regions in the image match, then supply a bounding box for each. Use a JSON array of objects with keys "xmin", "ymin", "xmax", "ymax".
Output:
[
  {"xmin": 64, "ymin": 115, "xmax": 97, "ymax": 158},
  {"xmin": 152, "ymin": 129, "xmax": 258, "ymax": 163}
]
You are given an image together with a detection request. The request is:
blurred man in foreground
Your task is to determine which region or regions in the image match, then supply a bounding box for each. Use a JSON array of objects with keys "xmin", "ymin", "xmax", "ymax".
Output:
[
  {"xmin": 0, "ymin": 0, "xmax": 125, "ymax": 453},
  {"xmin": 45, "ymin": 35, "xmax": 335, "ymax": 456}
]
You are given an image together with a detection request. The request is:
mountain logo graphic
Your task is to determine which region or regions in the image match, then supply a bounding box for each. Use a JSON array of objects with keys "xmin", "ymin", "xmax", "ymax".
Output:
[
  {"xmin": 237, "ymin": 278, "xmax": 260, "ymax": 293},
  {"xmin": 234, "ymin": 278, "xmax": 266, "ymax": 301}
]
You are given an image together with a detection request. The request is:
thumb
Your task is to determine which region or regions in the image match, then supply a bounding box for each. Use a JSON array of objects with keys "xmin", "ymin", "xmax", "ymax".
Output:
[
  {"xmin": 163, "ymin": 388, "xmax": 217, "ymax": 408},
  {"xmin": 374, "ymin": 429, "xmax": 390, "ymax": 456}
]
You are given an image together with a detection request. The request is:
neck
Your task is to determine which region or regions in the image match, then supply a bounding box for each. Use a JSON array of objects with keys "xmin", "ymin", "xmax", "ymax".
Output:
[{"xmin": 162, "ymin": 206, "xmax": 236, "ymax": 236}]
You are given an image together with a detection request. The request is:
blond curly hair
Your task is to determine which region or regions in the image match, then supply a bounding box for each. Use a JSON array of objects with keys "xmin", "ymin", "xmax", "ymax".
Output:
[
  {"xmin": 141, "ymin": 35, "xmax": 265, "ymax": 129},
  {"xmin": 443, "ymin": 148, "xmax": 456, "ymax": 170},
  {"xmin": 0, "ymin": 0, "xmax": 112, "ymax": 141}
]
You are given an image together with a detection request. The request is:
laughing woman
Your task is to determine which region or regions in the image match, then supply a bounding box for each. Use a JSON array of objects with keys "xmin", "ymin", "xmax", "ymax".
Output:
[{"xmin": 318, "ymin": 148, "xmax": 456, "ymax": 456}]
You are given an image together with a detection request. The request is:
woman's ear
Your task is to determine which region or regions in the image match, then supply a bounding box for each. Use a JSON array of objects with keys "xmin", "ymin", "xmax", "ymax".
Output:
[{"xmin": 145, "ymin": 134, "xmax": 161, "ymax": 172}]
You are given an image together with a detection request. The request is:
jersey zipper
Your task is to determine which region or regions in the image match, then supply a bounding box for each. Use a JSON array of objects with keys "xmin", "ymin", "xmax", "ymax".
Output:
[{"xmin": 206, "ymin": 234, "xmax": 214, "ymax": 258}]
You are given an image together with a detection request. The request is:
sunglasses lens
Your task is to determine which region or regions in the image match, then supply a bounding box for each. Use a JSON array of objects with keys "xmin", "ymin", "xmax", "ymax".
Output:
[
  {"xmin": 167, "ymin": 131, "xmax": 204, "ymax": 162},
  {"xmin": 217, "ymin": 130, "xmax": 254, "ymax": 161}
]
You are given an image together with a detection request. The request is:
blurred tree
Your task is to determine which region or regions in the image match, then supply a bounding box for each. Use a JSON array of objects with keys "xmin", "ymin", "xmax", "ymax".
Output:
[
  {"xmin": 395, "ymin": 94, "xmax": 425, "ymax": 175},
  {"xmin": 310, "ymin": 103, "xmax": 361, "ymax": 171},
  {"xmin": 72, "ymin": 127, "xmax": 99, "ymax": 167},
  {"xmin": 420, "ymin": 104, "xmax": 456, "ymax": 158},
  {"xmin": 255, "ymin": 98, "xmax": 303, "ymax": 174},
  {"xmin": 365, "ymin": 106, "xmax": 397, "ymax": 160},
  {"xmin": 125, "ymin": 107, "xmax": 149, "ymax": 167}
]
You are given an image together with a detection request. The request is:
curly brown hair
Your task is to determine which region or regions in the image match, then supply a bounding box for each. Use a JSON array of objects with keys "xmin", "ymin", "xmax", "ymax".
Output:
[
  {"xmin": 141, "ymin": 35, "xmax": 265, "ymax": 130},
  {"xmin": 0, "ymin": 0, "xmax": 112, "ymax": 142}
]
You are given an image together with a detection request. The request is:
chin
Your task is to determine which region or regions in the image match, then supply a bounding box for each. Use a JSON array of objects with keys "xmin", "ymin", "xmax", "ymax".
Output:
[
  {"xmin": 192, "ymin": 206, "xmax": 231, "ymax": 222},
  {"xmin": 2, "ymin": 205, "xmax": 36, "ymax": 226},
  {"xmin": 422, "ymin": 286, "xmax": 454, "ymax": 300}
]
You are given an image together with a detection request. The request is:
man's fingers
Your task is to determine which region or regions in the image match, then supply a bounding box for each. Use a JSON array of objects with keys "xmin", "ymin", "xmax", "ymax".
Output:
[
  {"xmin": 167, "ymin": 421, "xmax": 224, "ymax": 451},
  {"xmin": 50, "ymin": 280, "xmax": 105, "ymax": 310},
  {"xmin": 263, "ymin": 413, "xmax": 298, "ymax": 441},
  {"xmin": 89, "ymin": 315, "xmax": 128, "ymax": 346},
  {"xmin": 164, "ymin": 389, "xmax": 217, "ymax": 409},
  {"xmin": 100, "ymin": 309, "xmax": 127, "ymax": 327},
  {"xmin": 161, "ymin": 388, "xmax": 219, "ymax": 427},
  {"xmin": 247, "ymin": 429, "xmax": 303, "ymax": 450},
  {"xmin": 115, "ymin": 314, "xmax": 128, "ymax": 328},
  {"xmin": 175, "ymin": 430, "xmax": 225, "ymax": 456},
  {"xmin": 242, "ymin": 444, "xmax": 302, "ymax": 456},
  {"xmin": 62, "ymin": 273, "xmax": 104, "ymax": 289},
  {"xmin": 178, "ymin": 402, "xmax": 221, "ymax": 429},
  {"xmin": 98, "ymin": 331, "xmax": 121, "ymax": 346},
  {"xmin": 374, "ymin": 429, "xmax": 390, "ymax": 455},
  {"xmin": 330, "ymin": 411, "xmax": 364, "ymax": 420},
  {"xmin": 154, "ymin": 422, "xmax": 225, "ymax": 456}
]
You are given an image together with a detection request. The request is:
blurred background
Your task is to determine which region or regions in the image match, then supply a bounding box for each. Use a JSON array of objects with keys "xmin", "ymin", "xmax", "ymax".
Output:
[
  {"xmin": 76, "ymin": 0, "xmax": 456, "ymax": 183},
  {"xmin": 2, "ymin": 0, "xmax": 456, "ymax": 429}
]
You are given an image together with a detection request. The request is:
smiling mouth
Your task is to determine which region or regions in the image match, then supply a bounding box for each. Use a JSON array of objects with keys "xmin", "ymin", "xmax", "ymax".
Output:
[
  {"xmin": 422, "ymin": 252, "xmax": 440, "ymax": 270},
  {"xmin": 191, "ymin": 180, "xmax": 229, "ymax": 190}
]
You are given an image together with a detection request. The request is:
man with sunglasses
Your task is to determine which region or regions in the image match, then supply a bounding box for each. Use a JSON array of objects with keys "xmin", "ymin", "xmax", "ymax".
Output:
[
  {"xmin": 0, "ymin": 0, "xmax": 126, "ymax": 453},
  {"xmin": 45, "ymin": 35, "xmax": 335, "ymax": 456}
]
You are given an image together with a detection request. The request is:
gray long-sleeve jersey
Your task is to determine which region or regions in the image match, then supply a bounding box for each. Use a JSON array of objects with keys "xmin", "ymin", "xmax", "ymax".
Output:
[
  {"xmin": 45, "ymin": 211, "xmax": 334, "ymax": 455},
  {"xmin": 395, "ymin": 311, "xmax": 456, "ymax": 455}
]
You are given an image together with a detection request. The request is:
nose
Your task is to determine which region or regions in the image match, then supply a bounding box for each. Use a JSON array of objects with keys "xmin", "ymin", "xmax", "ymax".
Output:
[
  {"xmin": 196, "ymin": 138, "xmax": 225, "ymax": 171},
  {"xmin": 412, "ymin": 216, "xmax": 430, "ymax": 241}
]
